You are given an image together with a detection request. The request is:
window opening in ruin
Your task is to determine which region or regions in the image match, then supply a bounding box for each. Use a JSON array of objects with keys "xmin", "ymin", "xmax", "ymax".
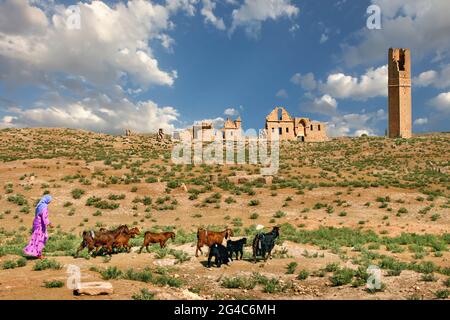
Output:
[{"xmin": 398, "ymin": 50, "xmax": 406, "ymax": 71}]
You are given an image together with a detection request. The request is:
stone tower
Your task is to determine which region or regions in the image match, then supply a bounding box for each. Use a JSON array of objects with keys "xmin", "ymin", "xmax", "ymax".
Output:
[{"xmin": 388, "ymin": 48, "xmax": 412, "ymax": 138}]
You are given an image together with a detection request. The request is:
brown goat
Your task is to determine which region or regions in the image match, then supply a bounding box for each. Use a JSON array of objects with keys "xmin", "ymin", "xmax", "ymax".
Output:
[
  {"xmin": 195, "ymin": 227, "xmax": 233, "ymax": 257},
  {"xmin": 113, "ymin": 227, "xmax": 140, "ymax": 252},
  {"xmin": 76, "ymin": 225, "xmax": 129, "ymax": 257},
  {"xmin": 139, "ymin": 231, "xmax": 175, "ymax": 253}
]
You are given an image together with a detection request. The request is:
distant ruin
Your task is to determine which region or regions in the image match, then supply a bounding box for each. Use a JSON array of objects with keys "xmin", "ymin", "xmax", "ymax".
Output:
[
  {"xmin": 263, "ymin": 107, "xmax": 328, "ymax": 142},
  {"xmin": 172, "ymin": 107, "xmax": 328, "ymax": 142},
  {"xmin": 388, "ymin": 48, "xmax": 412, "ymax": 139},
  {"xmin": 222, "ymin": 117, "xmax": 242, "ymax": 140}
]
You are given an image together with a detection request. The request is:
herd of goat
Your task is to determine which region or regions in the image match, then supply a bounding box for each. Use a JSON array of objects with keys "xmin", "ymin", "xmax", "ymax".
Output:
[{"xmin": 75, "ymin": 225, "xmax": 280, "ymax": 267}]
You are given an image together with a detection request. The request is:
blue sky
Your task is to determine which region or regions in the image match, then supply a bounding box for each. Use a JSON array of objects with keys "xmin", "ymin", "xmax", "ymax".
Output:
[{"xmin": 0, "ymin": 0, "xmax": 449, "ymax": 136}]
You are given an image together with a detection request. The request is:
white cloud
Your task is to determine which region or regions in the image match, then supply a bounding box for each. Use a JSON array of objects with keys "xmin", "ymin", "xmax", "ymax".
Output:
[
  {"xmin": 192, "ymin": 117, "xmax": 225, "ymax": 129},
  {"xmin": 276, "ymin": 89, "xmax": 288, "ymax": 99},
  {"xmin": 342, "ymin": 0, "xmax": 450, "ymax": 66},
  {"xmin": 0, "ymin": 0, "xmax": 48, "ymax": 35},
  {"xmin": 0, "ymin": 0, "xmax": 181, "ymax": 88},
  {"xmin": 289, "ymin": 23, "xmax": 299, "ymax": 35},
  {"xmin": 230, "ymin": 0, "xmax": 299, "ymax": 38},
  {"xmin": 224, "ymin": 108, "xmax": 239, "ymax": 116},
  {"xmin": 201, "ymin": 0, "xmax": 226, "ymax": 30},
  {"xmin": 428, "ymin": 92, "xmax": 450, "ymax": 113},
  {"xmin": 320, "ymin": 65, "xmax": 387, "ymax": 100},
  {"xmin": 414, "ymin": 118, "xmax": 428, "ymax": 125},
  {"xmin": 413, "ymin": 64, "xmax": 450, "ymax": 89},
  {"xmin": 319, "ymin": 33, "xmax": 328, "ymax": 44},
  {"xmin": 326, "ymin": 109, "xmax": 387, "ymax": 137},
  {"xmin": 165, "ymin": 0, "xmax": 199, "ymax": 16},
  {"xmin": 1, "ymin": 96, "xmax": 180, "ymax": 134},
  {"xmin": 290, "ymin": 72, "xmax": 317, "ymax": 91},
  {"xmin": 0, "ymin": 0, "xmax": 199, "ymax": 134},
  {"xmin": 413, "ymin": 70, "xmax": 438, "ymax": 87},
  {"xmin": 301, "ymin": 94, "xmax": 337, "ymax": 116}
]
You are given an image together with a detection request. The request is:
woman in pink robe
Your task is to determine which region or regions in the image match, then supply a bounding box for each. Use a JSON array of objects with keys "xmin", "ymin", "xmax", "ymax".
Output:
[{"xmin": 23, "ymin": 195, "xmax": 54, "ymax": 259}]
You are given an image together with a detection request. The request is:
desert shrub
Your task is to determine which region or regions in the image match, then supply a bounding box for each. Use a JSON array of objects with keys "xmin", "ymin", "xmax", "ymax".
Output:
[
  {"xmin": 86, "ymin": 196, "xmax": 119, "ymax": 210},
  {"xmin": 2, "ymin": 260, "xmax": 17, "ymax": 269},
  {"xmin": 132, "ymin": 288, "xmax": 156, "ymax": 300},
  {"xmin": 434, "ymin": 290, "xmax": 449, "ymax": 299},
  {"xmin": 263, "ymin": 278, "xmax": 292, "ymax": 294},
  {"xmin": 123, "ymin": 268, "xmax": 153, "ymax": 283},
  {"xmin": 71, "ymin": 188, "xmax": 85, "ymax": 199},
  {"xmin": 297, "ymin": 269, "xmax": 309, "ymax": 280},
  {"xmin": 398, "ymin": 207, "xmax": 408, "ymax": 214},
  {"xmin": 286, "ymin": 262, "xmax": 298, "ymax": 274},
  {"xmin": 225, "ymin": 196, "xmax": 236, "ymax": 204},
  {"xmin": 274, "ymin": 211, "xmax": 286, "ymax": 218},
  {"xmin": 444, "ymin": 278, "xmax": 450, "ymax": 287},
  {"xmin": 329, "ymin": 268, "xmax": 355, "ymax": 286},
  {"xmin": 248, "ymin": 199, "xmax": 260, "ymax": 206},
  {"xmin": 324, "ymin": 262, "xmax": 340, "ymax": 272},
  {"xmin": 33, "ymin": 259, "xmax": 62, "ymax": 271},
  {"xmin": 108, "ymin": 194, "xmax": 125, "ymax": 201},
  {"xmin": 16, "ymin": 257, "xmax": 27, "ymax": 267},
  {"xmin": 171, "ymin": 250, "xmax": 191, "ymax": 264},
  {"xmin": 100, "ymin": 266, "xmax": 123, "ymax": 280},
  {"xmin": 44, "ymin": 280, "xmax": 64, "ymax": 288},
  {"xmin": 221, "ymin": 276, "xmax": 256, "ymax": 290},
  {"xmin": 7, "ymin": 194, "xmax": 28, "ymax": 206},
  {"xmin": 420, "ymin": 273, "xmax": 437, "ymax": 282}
]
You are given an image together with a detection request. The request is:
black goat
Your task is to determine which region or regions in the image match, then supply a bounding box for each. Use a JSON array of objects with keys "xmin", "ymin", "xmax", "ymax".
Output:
[
  {"xmin": 207, "ymin": 243, "xmax": 230, "ymax": 268},
  {"xmin": 227, "ymin": 238, "xmax": 247, "ymax": 261},
  {"xmin": 252, "ymin": 226, "xmax": 280, "ymax": 263}
]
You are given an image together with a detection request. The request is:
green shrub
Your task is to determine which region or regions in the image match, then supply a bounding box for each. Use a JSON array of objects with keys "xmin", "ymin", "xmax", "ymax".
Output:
[
  {"xmin": 7, "ymin": 194, "xmax": 28, "ymax": 206},
  {"xmin": 324, "ymin": 262, "xmax": 340, "ymax": 272},
  {"xmin": 297, "ymin": 269, "xmax": 309, "ymax": 280},
  {"xmin": 2, "ymin": 260, "xmax": 17, "ymax": 269},
  {"xmin": 132, "ymin": 288, "xmax": 156, "ymax": 300},
  {"xmin": 33, "ymin": 259, "xmax": 62, "ymax": 271},
  {"xmin": 71, "ymin": 188, "xmax": 85, "ymax": 199},
  {"xmin": 286, "ymin": 262, "xmax": 298, "ymax": 274},
  {"xmin": 330, "ymin": 268, "xmax": 355, "ymax": 286},
  {"xmin": 100, "ymin": 266, "xmax": 122, "ymax": 280},
  {"xmin": 44, "ymin": 280, "xmax": 64, "ymax": 288},
  {"xmin": 16, "ymin": 257, "xmax": 27, "ymax": 267},
  {"xmin": 249, "ymin": 213, "xmax": 259, "ymax": 220},
  {"xmin": 221, "ymin": 276, "xmax": 256, "ymax": 290},
  {"xmin": 274, "ymin": 211, "xmax": 286, "ymax": 218},
  {"xmin": 435, "ymin": 290, "xmax": 449, "ymax": 299}
]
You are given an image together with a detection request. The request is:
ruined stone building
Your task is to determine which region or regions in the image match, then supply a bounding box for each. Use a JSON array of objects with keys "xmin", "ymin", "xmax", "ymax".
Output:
[
  {"xmin": 222, "ymin": 117, "xmax": 242, "ymax": 140},
  {"xmin": 192, "ymin": 121, "xmax": 215, "ymax": 141},
  {"xmin": 172, "ymin": 121, "xmax": 217, "ymax": 142},
  {"xmin": 388, "ymin": 48, "xmax": 412, "ymax": 138},
  {"xmin": 264, "ymin": 107, "xmax": 328, "ymax": 142}
]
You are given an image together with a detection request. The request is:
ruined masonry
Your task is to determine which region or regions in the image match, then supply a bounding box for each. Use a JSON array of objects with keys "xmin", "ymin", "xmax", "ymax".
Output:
[
  {"xmin": 388, "ymin": 48, "xmax": 412, "ymax": 139},
  {"xmin": 264, "ymin": 107, "xmax": 328, "ymax": 142}
]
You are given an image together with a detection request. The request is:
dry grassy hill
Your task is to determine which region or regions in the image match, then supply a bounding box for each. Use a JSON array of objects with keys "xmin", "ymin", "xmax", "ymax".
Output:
[{"xmin": 0, "ymin": 128, "xmax": 449, "ymax": 300}]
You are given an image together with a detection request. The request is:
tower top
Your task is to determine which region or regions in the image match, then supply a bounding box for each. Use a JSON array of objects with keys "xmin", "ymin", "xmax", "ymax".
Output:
[{"xmin": 389, "ymin": 48, "xmax": 411, "ymax": 79}]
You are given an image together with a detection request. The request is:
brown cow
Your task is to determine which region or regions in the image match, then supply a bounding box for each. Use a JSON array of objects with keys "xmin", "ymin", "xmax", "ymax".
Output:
[
  {"xmin": 113, "ymin": 227, "xmax": 140, "ymax": 252},
  {"xmin": 139, "ymin": 231, "xmax": 175, "ymax": 253},
  {"xmin": 195, "ymin": 227, "xmax": 233, "ymax": 257}
]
